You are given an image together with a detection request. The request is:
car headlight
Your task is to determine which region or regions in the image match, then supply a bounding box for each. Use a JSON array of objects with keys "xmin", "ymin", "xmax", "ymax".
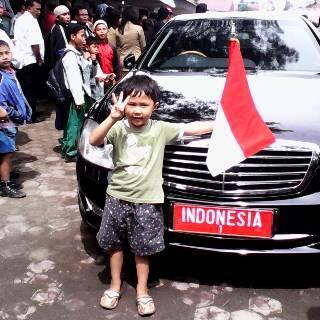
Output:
[{"xmin": 78, "ymin": 119, "xmax": 114, "ymax": 169}]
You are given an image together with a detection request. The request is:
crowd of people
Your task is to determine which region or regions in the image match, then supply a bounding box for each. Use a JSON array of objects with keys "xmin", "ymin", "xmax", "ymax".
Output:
[{"xmin": 0, "ymin": 0, "xmax": 179, "ymax": 199}]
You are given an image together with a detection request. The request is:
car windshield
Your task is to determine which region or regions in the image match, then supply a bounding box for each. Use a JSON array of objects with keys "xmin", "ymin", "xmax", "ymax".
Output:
[{"xmin": 141, "ymin": 18, "xmax": 320, "ymax": 72}]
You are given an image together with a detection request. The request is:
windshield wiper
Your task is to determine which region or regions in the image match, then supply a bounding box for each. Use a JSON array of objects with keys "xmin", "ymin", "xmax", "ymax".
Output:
[
  {"xmin": 205, "ymin": 68, "xmax": 227, "ymax": 75},
  {"xmin": 147, "ymin": 68, "xmax": 180, "ymax": 73}
]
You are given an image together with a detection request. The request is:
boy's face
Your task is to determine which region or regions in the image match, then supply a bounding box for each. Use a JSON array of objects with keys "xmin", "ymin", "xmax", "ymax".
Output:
[
  {"xmin": 95, "ymin": 24, "xmax": 108, "ymax": 40},
  {"xmin": 58, "ymin": 11, "xmax": 70, "ymax": 24},
  {"xmin": 71, "ymin": 30, "xmax": 86, "ymax": 50},
  {"xmin": 0, "ymin": 45, "xmax": 12, "ymax": 68},
  {"xmin": 88, "ymin": 43, "xmax": 98, "ymax": 55},
  {"xmin": 125, "ymin": 92, "xmax": 158, "ymax": 129}
]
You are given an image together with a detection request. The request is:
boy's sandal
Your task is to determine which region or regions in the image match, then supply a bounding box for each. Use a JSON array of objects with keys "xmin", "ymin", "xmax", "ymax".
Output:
[
  {"xmin": 100, "ymin": 289, "xmax": 121, "ymax": 309},
  {"xmin": 136, "ymin": 295, "xmax": 156, "ymax": 316}
]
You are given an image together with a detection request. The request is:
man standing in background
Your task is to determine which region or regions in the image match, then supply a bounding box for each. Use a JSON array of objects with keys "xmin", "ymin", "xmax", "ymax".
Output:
[
  {"xmin": 50, "ymin": 5, "xmax": 70, "ymax": 66},
  {"xmin": 72, "ymin": 5, "xmax": 94, "ymax": 38},
  {"xmin": 14, "ymin": 0, "xmax": 45, "ymax": 123}
]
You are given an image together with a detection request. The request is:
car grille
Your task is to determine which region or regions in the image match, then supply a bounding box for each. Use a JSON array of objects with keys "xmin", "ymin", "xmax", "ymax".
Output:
[{"xmin": 163, "ymin": 139, "xmax": 319, "ymax": 198}]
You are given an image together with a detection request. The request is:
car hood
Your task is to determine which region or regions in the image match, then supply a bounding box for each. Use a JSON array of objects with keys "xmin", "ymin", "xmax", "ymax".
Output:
[{"xmin": 144, "ymin": 71, "xmax": 320, "ymax": 145}]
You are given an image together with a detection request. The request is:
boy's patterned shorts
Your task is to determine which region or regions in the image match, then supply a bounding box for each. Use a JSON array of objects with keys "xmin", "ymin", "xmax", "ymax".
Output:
[{"xmin": 97, "ymin": 195, "xmax": 165, "ymax": 256}]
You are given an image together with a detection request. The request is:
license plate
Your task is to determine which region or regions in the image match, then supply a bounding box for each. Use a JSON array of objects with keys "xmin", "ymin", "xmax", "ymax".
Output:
[{"xmin": 173, "ymin": 203, "xmax": 273, "ymax": 239}]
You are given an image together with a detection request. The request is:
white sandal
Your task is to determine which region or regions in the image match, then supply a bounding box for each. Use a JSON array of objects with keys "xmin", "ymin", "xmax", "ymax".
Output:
[
  {"xmin": 100, "ymin": 289, "xmax": 121, "ymax": 309},
  {"xmin": 136, "ymin": 295, "xmax": 156, "ymax": 316}
]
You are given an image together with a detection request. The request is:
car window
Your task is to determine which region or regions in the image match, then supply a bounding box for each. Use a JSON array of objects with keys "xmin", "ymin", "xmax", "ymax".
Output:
[{"xmin": 140, "ymin": 18, "xmax": 320, "ymax": 72}]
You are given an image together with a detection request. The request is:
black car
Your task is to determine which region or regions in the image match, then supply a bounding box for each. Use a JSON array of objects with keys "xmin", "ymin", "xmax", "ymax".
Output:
[{"xmin": 77, "ymin": 11, "xmax": 320, "ymax": 254}]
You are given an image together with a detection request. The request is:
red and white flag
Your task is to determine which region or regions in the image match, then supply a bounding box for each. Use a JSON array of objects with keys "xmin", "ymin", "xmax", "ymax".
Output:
[{"xmin": 206, "ymin": 39, "xmax": 275, "ymax": 177}]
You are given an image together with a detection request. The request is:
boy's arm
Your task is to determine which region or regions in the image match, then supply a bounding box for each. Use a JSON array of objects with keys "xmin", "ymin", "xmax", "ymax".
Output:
[
  {"xmin": 0, "ymin": 87, "xmax": 23, "ymax": 124},
  {"xmin": 183, "ymin": 121, "xmax": 214, "ymax": 136},
  {"xmin": 89, "ymin": 92, "xmax": 130, "ymax": 146},
  {"xmin": 90, "ymin": 57, "xmax": 98, "ymax": 78}
]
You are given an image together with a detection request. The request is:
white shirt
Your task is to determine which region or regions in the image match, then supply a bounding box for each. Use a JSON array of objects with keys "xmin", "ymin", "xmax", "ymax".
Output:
[
  {"xmin": 13, "ymin": 11, "xmax": 44, "ymax": 67},
  {"xmin": 62, "ymin": 45, "xmax": 92, "ymax": 106}
]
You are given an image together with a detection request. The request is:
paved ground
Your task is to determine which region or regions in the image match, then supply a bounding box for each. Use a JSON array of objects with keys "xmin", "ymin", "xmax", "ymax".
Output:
[{"xmin": 1, "ymin": 103, "xmax": 320, "ymax": 320}]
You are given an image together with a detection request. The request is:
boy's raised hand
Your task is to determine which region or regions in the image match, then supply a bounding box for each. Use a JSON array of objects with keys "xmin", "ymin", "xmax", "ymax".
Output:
[{"xmin": 110, "ymin": 92, "xmax": 130, "ymax": 121}]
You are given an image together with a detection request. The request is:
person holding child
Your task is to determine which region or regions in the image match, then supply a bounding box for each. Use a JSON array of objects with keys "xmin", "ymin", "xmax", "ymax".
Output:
[
  {"xmin": 0, "ymin": 40, "xmax": 32, "ymax": 198},
  {"xmin": 89, "ymin": 75, "xmax": 213, "ymax": 316}
]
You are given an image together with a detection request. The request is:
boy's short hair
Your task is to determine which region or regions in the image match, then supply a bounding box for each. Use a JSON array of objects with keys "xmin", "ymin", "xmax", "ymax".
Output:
[
  {"xmin": 65, "ymin": 23, "xmax": 84, "ymax": 42},
  {"xmin": 86, "ymin": 36, "xmax": 99, "ymax": 47},
  {"xmin": 25, "ymin": 0, "xmax": 41, "ymax": 7},
  {"xmin": 121, "ymin": 75, "xmax": 160, "ymax": 104},
  {"xmin": 0, "ymin": 40, "xmax": 10, "ymax": 49}
]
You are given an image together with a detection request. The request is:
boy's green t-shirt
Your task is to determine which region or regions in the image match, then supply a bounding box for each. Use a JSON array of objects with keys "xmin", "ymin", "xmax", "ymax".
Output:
[{"xmin": 106, "ymin": 119, "xmax": 181, "ymax": 204}]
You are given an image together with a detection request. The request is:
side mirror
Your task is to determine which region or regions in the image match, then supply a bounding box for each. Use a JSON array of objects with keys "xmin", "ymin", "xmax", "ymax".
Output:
[{"xmin": 123, "ymin": 53, "xmax": 136, "ymax": 70}]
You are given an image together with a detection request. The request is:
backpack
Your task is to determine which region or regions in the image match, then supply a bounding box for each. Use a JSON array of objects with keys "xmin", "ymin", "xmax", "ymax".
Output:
[{"xmin": 46, "ymin": 49, "xmax": 83, "ymax": 106}]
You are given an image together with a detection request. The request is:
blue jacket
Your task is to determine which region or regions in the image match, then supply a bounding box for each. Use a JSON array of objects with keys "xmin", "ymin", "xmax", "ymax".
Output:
[{"xmin": 0, "ymin": 69, "xmax": 32, "ymax": 124}]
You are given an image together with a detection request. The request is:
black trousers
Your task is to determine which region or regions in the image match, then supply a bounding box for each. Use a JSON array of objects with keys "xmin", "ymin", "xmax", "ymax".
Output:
[{"xmin": 16, "ymin": 63, "xmax": 42, "ymax": 120}]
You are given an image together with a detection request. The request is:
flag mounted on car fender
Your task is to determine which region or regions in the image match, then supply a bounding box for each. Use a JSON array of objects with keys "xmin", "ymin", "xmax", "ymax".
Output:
[{"xmin": 206, "ymin": 38, "xmax": 275, "ymax": 177}]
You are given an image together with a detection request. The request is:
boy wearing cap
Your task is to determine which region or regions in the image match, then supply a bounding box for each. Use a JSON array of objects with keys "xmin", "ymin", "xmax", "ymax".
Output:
[
  {"xmin": 94, "ymin": 20, "xmax": 120, "ymax": 90},
  {"xmin": 50, "ymin": 5, "xmax": 70, "ymax": 65}
]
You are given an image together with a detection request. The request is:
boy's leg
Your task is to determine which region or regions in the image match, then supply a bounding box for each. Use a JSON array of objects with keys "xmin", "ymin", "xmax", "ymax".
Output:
[
  {"xmin": 110, "ymin": 249, "xmax": 124, "ymax": 292},
  {"xmin": 61, "ymin": 96, "xmax": 91, "ymax": 159},
  {"xmin": 0, "ymin": 153, "xmax": 11, "ymax": 181},
  {"xmin": 135, "ymin": 255, "xmax": 156, "ymax": 316},
  {"xmin": 97, "ymin": 195, "xmax": 126, "ymax": 309},
  {"xmin": 128, "ymin": 203, "xmax": 164, "ymax": 316},
  {"xmin": 61, "ymin": 103, "xmax": 82, "ymax": 159},
  {"xmin": 0, "ymin": 153, "xmax": 25, "ymax": 198},
  {"xmin": 135, "ymin": 255, "xmax": 150, "ymax": 297},
  {"xmin": 100, "ymin": 250, "xmax": 123, "ymax": 309}
]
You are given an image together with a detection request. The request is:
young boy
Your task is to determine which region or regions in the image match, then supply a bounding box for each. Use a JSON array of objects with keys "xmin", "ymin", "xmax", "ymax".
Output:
[
  {"xmin": 0, "ymin": 40, "xmax": 32, "ymax": 198},
  {"xmin": 94, "ymin": 20, "xmax": 120, "ymax": 91},
  {"xmin": 89, "ymin": 75, "xmax": 213, "ymax": 316},
  {"xmin": 85, "ymin": 36, "xmax": 115, "ymax": 101},
  {"xmin": 61, "ymin": 23, "xmax": 94, "ymax": 161}
]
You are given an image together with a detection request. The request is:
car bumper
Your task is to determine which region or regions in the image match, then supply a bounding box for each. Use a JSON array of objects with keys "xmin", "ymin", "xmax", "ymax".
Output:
[
  {"xmin": 164, "ymin": 229, "xmax": 320, "ymax": 255},
  {"xmin": 78, "ymin": 187, "xmax": 320, "ymax": 255},
  {"xmin": 162, "ymin": 190, "xmax": 320, "ymax": 254}
]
